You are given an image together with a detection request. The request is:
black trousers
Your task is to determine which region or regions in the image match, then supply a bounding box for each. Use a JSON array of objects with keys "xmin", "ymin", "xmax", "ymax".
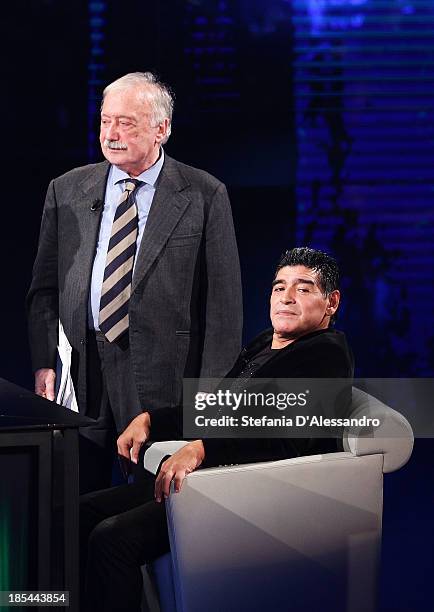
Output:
[
  {"xmin": 80, "ymin": 477, "xmax": 170, "ymax": 612},
  {"xmin": 79, "ymin": 331, "xmax": 144, "ymax": 494}
]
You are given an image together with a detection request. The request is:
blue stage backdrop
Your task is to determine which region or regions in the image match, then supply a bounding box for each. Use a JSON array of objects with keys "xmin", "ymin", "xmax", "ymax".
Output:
[
  {"xmin": 292, "ymin": 0, "xmax": 434, "ymax": 376},
  {"xmin": 0, "ymin": 2, "xmax": 432, "ymax": 609}
]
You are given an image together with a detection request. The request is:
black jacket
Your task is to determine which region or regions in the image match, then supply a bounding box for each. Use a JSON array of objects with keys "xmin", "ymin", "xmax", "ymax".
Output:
[{"xmin": 150, "ymin": 327, "xmax": 354, "ymax": 468}]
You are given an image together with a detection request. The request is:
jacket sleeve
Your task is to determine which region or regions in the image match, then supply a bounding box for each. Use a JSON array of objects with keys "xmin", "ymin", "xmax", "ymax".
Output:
[
  {"xmin": 26, "ymin": 180, "xmax": 59, "ymax": 372},
  {"xmin": 202, "ymin": 437, "xmax": 299, "ymax": 469},
  {"xmin": 199, "ymin": 183, "xmax": 243, "ymax": 379},
  {"xmin": 147, "ymin": 404, "xmax": 183, "ymax": 441}
]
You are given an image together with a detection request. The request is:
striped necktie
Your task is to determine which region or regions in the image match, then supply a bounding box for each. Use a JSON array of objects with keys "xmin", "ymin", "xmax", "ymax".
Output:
[{"xmin": 99, "ymin": 179, "xmax": 142, "ymax": 342}]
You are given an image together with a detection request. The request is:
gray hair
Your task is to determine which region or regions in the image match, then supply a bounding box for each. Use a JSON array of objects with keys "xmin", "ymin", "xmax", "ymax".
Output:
[{"xmin": 102, "ymin": 72, "xmax": 174, "ymax": 144}]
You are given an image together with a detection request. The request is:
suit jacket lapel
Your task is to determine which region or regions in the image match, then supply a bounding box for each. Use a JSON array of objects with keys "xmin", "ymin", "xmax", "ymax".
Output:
[
  {"xmin": 75, "ymin": 162, "xmax": 110, "ymax": 297},
  {"xmin": 132, "ymin": 156, "xmax": 191, "ymax": 291}
]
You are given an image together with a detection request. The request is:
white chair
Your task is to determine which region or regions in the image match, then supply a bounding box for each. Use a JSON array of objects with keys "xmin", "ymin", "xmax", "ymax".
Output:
[{"xmin": 143, "ymin": 388, "xmax": 414, "ymax": 612}]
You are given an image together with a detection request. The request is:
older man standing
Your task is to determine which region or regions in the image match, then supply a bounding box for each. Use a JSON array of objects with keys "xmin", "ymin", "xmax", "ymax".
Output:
[{"xmin": 26, "ymin": 72, "xmax": 242, "ymax": 493}]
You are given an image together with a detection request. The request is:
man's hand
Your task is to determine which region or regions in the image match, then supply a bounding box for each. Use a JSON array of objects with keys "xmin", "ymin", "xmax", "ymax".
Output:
[
  {"xmin": 117, "ymin": 412, "xmax": 151, "ymax": 466},
  {"xmin": 35, "ymin": 368, "xmax": 56, "ymax": 401},
  {"xmin": 155, "ymin": 440, "xmax": 205, "ymax": 502}
]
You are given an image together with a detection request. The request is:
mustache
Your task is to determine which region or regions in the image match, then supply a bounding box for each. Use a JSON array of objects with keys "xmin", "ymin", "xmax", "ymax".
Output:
[{"xmin": 103, "ymin": 139, "xmax": 128, "ymax": 150}]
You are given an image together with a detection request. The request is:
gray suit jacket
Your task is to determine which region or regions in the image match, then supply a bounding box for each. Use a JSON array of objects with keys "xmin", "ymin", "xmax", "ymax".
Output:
[{"xmin": 27, "ymin": 155, "xmax": 243, "ymax": 416}]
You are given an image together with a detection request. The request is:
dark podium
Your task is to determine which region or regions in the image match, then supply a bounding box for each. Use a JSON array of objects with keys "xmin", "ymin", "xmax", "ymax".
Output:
[{"xmin": 0, "ymin": 378, "xmax": 93, "ymax": 611}]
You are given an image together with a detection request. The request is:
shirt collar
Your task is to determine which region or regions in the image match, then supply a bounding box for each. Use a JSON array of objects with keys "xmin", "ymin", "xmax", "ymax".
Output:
[{"xmin": 111, "ymin": 148, "xmax": 165, "ymax": 188}]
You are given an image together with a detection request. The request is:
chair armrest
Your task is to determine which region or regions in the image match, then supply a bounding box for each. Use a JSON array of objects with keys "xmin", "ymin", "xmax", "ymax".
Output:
[{"xmin": 144, "ymin": 440, "xmax": 189, "ymax": 475}]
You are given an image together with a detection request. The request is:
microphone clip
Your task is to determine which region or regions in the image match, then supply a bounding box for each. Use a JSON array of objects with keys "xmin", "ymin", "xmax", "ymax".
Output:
[{"xmin": 90, "ymin": 199, "xmax": 102, "ymax": 212}]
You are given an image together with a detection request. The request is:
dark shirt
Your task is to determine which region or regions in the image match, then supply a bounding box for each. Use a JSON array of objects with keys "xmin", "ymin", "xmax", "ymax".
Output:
[{"xmin": 236, "ymin": 344, "xmax": 277, "ymax": 377}]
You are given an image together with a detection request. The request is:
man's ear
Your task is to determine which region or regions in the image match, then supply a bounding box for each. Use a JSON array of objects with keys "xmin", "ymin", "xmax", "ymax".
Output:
[
  {"xmin": 326, "ymin": 290, "xmax": 340, "ymax": 316},
  {"xmin": 155, "ymin": 118, "xmax": 169, "ymax": 144}
]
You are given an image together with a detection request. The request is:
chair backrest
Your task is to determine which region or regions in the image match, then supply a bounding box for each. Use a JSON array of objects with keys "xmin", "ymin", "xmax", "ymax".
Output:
[{"xmin": 344, "ymin": 387, "xmax": 414, "ymax": 472}]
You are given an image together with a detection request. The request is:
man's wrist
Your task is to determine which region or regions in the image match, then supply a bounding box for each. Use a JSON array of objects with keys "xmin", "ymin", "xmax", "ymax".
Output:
[
  {"xmin": 141, "ymin": 411, "xmax": 151, "ymax": 434},
  {"xmin": 191, "ymin": 440, "xmax": 205, "ymax": 463}
]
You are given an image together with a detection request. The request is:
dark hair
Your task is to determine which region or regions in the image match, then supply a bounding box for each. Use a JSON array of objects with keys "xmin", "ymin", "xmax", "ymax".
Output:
[{"xmin": 275, "ymin": 247, "xmax": 340, "ymax": 323}]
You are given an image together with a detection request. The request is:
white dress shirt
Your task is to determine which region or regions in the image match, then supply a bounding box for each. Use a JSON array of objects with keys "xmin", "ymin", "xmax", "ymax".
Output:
[{"xmin": 88, "ymin": 149, "xmax": 165, "ymax": 330}]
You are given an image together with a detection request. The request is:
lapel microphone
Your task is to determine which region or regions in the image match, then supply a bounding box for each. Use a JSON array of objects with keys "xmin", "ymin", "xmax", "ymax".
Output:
[{"xmin": 90, "ymin": 199, "xmax": 102, "ymax": 212}]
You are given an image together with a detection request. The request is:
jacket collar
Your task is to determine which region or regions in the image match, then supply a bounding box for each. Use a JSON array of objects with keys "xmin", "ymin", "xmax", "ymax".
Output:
[{"xmin": 242, "ymin": 327, "xmax": 339, "ymax": 360}]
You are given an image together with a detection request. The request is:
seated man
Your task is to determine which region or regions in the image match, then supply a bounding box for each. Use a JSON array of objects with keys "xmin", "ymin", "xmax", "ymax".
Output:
[{"xmin": 81, "ymin": 247, "xmax": 354, "ymax": 612}]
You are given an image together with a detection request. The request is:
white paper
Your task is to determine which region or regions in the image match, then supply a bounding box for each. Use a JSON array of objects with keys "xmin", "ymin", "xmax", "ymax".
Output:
[{"xmin": 56, "ymin": 320, "xmax": 79, "ymax": 412}]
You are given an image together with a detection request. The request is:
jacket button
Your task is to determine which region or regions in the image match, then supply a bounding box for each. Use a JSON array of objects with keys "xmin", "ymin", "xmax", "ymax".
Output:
[{"xmin": 80, "ymin": 338, "xmax": 86, "ymax": 345}]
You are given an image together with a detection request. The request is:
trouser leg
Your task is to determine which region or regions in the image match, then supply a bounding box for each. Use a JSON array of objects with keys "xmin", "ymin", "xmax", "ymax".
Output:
[
  {"xmin": 99, "ymin": 331, "xmax": 148, "ymax": 482},
  {"xmin": 101, "ymin": 331, "xmax": 143, "ymax": 435},
  {"xmin": 80, "ymin": 480, "xmax": 169, "ymax": 612},
  {"xmin": 79, "ymin": 332, "xmax": 117, "ymax": 495},
  {"xmin": 79, "ymin": 329, "xmax": 153, "ymax": 494}
]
